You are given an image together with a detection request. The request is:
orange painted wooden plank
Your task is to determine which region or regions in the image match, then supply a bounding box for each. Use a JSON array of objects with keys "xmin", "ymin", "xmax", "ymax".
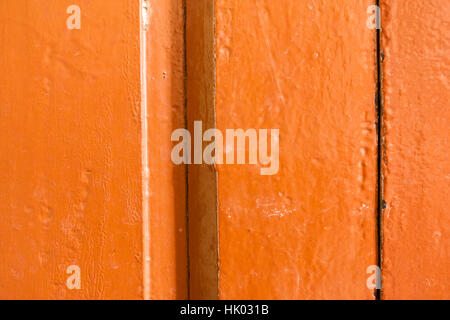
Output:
[
  {"xmin": 381, "ymin": 0, "xmax": 450, "ymax": 300},
  {"xmin": 186, "ymin": 0, "xmax": 219, "ymax": 300},
  {"xmin": 214, "ymin": 0, "xmax": 378, "ymax": 299},
  {"xmin": 146, "ymin": 0, "xmax": 188, "ymax": 300},
  {"xmin": 0, "ymin": 0, "xmax": 143, "ymax": 299},
  {"xmin": 186, "ymin": 0, "xmax": 379, "ymax": 299}
]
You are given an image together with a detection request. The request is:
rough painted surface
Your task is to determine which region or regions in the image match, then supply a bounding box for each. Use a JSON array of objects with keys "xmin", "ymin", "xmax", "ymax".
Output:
[
  {"xmin": 381, "ymin": 0, "xmax": 450, "ymax": 300},
  {"xmin": 215, "ymin": 0, "xmax": 378, "ymax": 299},
  {"xmin": 146, "ymin": 0, "xmax": 188, "ymax": 300},
  {"xmin": 2, "ymin": 0, "xmax": 448, "ymax": 301},
  {"xmin": 0, "ymin": 1, "xmax": 142, "ymax": 299}
]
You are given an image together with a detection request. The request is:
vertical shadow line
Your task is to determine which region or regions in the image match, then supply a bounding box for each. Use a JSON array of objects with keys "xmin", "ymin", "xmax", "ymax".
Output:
[
  {"xmin": 375, "ymin": 0, "xmax": 384, "ymax": 301},
  {"xmin": 183, "ymin": 0, "xmax": 191, "ymax": 300}
]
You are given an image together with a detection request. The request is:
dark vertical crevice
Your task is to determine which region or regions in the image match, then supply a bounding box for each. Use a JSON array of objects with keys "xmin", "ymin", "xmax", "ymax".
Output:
[
  {"xmin": 375, "ymin": 0, "xmax": 384, "ymax": 301},
  {"xmin": 183, "ymin": 0, "xmax": 191, "ymax": 300},
  {"xmin": 212, "ymin": 0, "xmax": 219, "ymax": 298}
]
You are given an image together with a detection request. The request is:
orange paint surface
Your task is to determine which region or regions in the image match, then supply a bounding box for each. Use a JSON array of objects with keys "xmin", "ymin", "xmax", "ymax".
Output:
[
  {"xmin": 185, "ymin": 0, "xmax": 379, "ymax": 299},
  {"xmin": 1, "ymin": 0, "xmax": 448, "ymax": 301},
  {"xmin": 381, "ymin": 0, "xmax": 450, "ymax": 300},
  {"xmin": 0, "ymin": 1, "xmax": 143, "ymax": 299},
  {"xmin": 146, "ymin": 0, "xmax": 188, "ymax": 300},
  {"xmin": 214, "ymin": 0, "xmax": 378, "ymax": 299}
]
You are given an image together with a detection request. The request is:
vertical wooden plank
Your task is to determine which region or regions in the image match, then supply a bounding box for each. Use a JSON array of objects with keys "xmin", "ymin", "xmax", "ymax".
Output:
[
  {"xmin": 186, "ymin": 0, "xmax": 219, "ymax": 300},
  {"xmin": 214, "ymin": 0, "xmax": 378, "ymax": 299},
  {"xmin": 381, "ymin": 0, "xmax": 450, "ymax": 299},
  {"xmin": 146, "ymin": 0, "xmax": 188, "ymax": 300},
  {"xmin": 0, "ymin": 1, "xmax": 142, "ymax": 299}
]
